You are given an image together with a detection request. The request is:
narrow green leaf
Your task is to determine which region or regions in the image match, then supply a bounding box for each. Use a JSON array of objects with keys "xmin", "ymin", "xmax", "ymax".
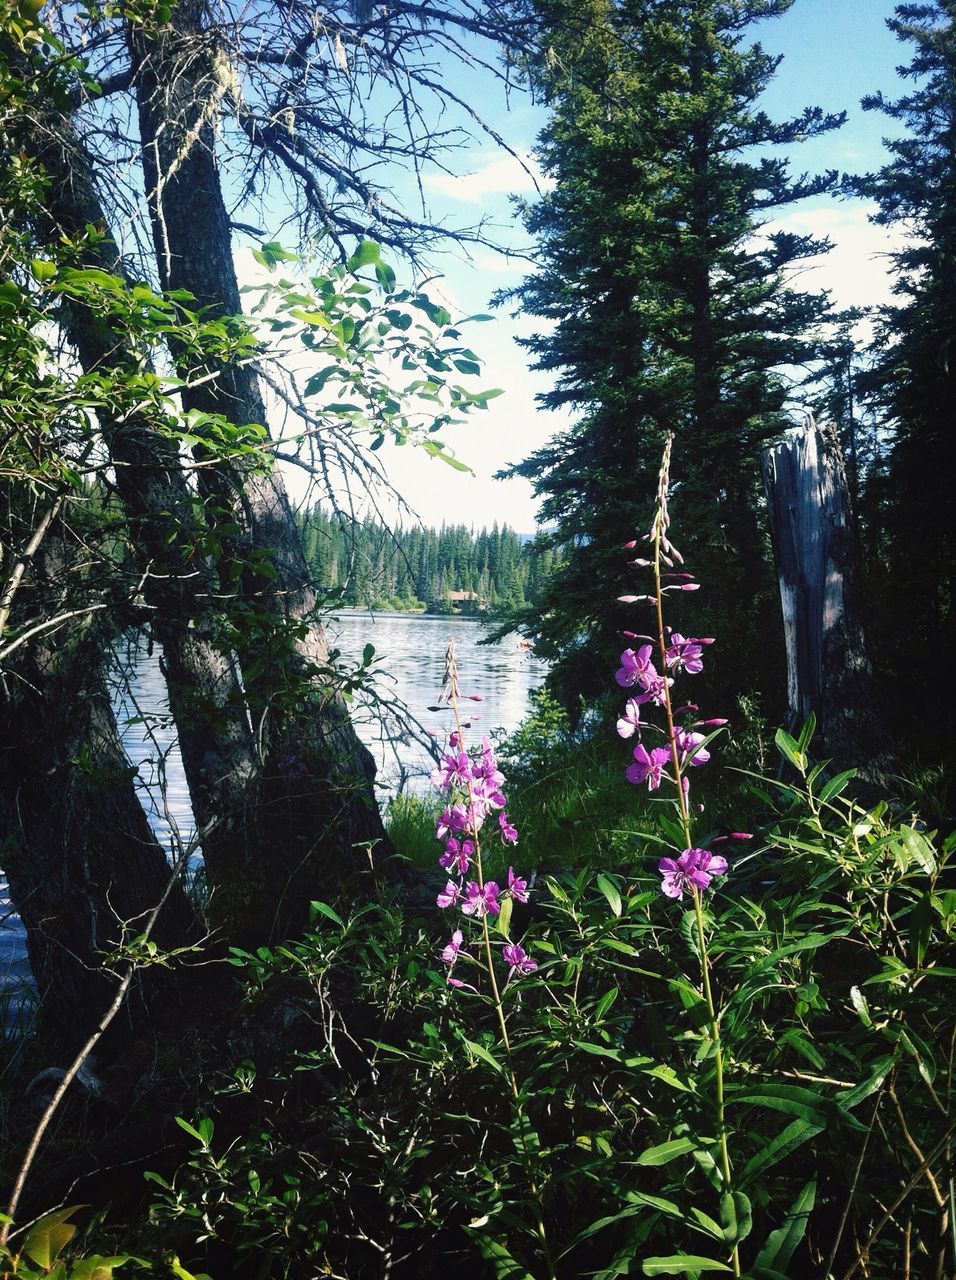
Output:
[
  {"xmin": 309, "ymin": 900, "xmax": 345, "ymax": 927},
  {"xmin": 739, "ymin": 1119, "xmax": 824, "ymax": 1189},
  {"xmin": 497, "ymin": 895, "xmax": 513, "ymax": 940},
  {"xmin": 636, "ymin": 1137, "xmax": 698, "ymax": 1167},
  {"xmin": 642, "ymin": 1255, "xmax": 732, "ymax": 1275},
  {"xmin": 754, "ymin": 1178, "xmax": 816, "ymax": 1271},
  {"xmin": 596, "ymin": 872, "xmax": 623, "ymax": 917},
  {"xmin": 461, "ymin": 1037, "xmax": 504, "ymax": 1075}
]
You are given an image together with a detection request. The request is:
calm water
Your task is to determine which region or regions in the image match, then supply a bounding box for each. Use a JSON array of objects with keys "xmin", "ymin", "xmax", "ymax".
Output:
[{"xmin": 0, "ymin": 615, "xmax": 545, "ymax": 1000}]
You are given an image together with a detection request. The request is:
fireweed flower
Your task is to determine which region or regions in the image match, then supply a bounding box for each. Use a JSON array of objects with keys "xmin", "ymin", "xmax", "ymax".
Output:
[
  {"xmin": 439, "ymin": 837, "xmax": 474, "ymax": 875},
  {"xmin": 616, "ymin": 698, "xmax": 643, "ymax": 738},
  {"xmin": 615, "ymin": 644, "xmax": 657, "ymax": 690},
  {"xmin": 658, "ymin": 849, "xmax": 728, "ymax": 899},
  {"xmin": 674, "ymin": 727, "xmax": 711, "ymax": 768},
  {"xmin": 461, "ymin": 879, "xmax": 501, "ymax": 918},
  {"xmin": 499, "ymin": 811, "xmax": 518, "ymax": 843},
  {"xmin": 626, "ymin": 743, "xmax": 671, "ymax": 789},
  {"xmin": 665, "ymin": 633, "xmax": 705, "ymax": 674},
  {"xmin": 507, "ymin": 867, "xmax": 529, "ymax": 903},
  {"xmin": 441, "ymin": 929, "xmax": 464, "ymax": 966},
  {"xmin": 503, "ymin": 944, "xmax": 538, "ymax": 977},
  {"xmin": 437, "ymin": 880, "xmax": 461, "ymax": 909}
]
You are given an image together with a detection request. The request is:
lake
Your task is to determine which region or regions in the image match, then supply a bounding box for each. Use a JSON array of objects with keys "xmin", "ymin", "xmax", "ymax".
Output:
[{"xmin": 0, "ymin": 614, "xmax": 546, "ymax": 1003}]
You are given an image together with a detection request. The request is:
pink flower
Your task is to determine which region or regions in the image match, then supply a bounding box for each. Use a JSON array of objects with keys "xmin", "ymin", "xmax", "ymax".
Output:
[
  {"xmin": 503, "ymin": 944, "xmax": 537, "ymax": 977},
  {"xmin": 507, "ymin": 867, "xmax": 529, "ymax": 903},
  {"xmin": 626, "ymin": 744, "xmax": 670, "ymax": 790},
  {"xmin": 674, "ymin": 727, "xmax": 710, "ymax": 767},
  {"xmin": 665, "ymin": 634, "xmax": 705, "ymax": 674},
  {"xmin": 499, "ymin": 811, "xmax": 518, "ymax": 844},
  {"xmin": 461, "ymin": 880, "xmax": 501, "ymax": 919},
  {"xmin": 441, "ymin": 929, "xmax": 463, "ymax": 965},
  {"xmin": 616, "ymin": 698, "xmax": 642, "ymax": 738},
  {"xmin": 439, "ymin": 838, "xmax": 473, "ymax": 875},
  {"xmin": 658, "ymin": 848, "xmax": 729, "ymax": 899},
  {"xmin": 437, "ymin": 880, "xmax": 461, "ymax": 909}
]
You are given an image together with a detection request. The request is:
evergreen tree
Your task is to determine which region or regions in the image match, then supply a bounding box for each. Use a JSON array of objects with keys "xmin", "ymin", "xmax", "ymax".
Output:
[
  {"xmin": 849, "ymin": 2, "xmax": 956, "ymax": 736},
  {"xmin": 504, "ymin": 0, "xmax": 843, "ymax": 707}
]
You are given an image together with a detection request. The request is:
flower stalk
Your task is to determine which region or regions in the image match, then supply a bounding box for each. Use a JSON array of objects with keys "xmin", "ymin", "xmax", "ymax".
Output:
[
  {"xmin": 617, "ymin": 434, "xmax": 741, "ymax": 1277},
  {"xmin": 432, "ymin": 641, "xmax": 556, "ymax": 1279}
]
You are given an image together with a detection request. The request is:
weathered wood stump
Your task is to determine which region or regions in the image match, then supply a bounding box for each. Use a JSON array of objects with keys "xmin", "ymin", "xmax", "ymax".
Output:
[{"xmin": 762, "ymin": 416, "xmax": 894, "ymax": 783}]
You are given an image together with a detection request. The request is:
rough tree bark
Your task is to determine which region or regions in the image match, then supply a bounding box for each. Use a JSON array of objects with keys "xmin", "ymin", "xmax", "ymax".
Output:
[
  {"xmin": 34, "ymin": 121, "xmax": 271, "ymax": 942},
  {"xmin": 128, "ymin": 2, "xmax": 396, "ymax": 939},
  {"xmin": 0, "ymin": 522, "xmax": 195, "ymax": 1054},
  {"xmin": 762, "ymin": 416, "xmax": 894, "ymax": 781}
]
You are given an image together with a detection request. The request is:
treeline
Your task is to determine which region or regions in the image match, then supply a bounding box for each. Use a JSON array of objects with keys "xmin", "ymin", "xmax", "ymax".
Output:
[{"xmin": 297, "ymin": 507, "xmax": 563, "ymax": 613}]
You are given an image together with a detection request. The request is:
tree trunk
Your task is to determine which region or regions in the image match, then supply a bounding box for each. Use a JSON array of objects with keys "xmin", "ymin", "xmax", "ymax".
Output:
[
  {"xmin": 762, "ymin": 417, "xmax": 894, "ymax": 781},
  {"xmin": 34, "ymin": 121, "xmax": 269, "ymax": 942},
  {"xmin": 128, "ymin": 3, "xmax": 396, "ymax": 938},
  {"xmin": 0, "ymin": 523, "xmax": 195, "ymax": 1055}
]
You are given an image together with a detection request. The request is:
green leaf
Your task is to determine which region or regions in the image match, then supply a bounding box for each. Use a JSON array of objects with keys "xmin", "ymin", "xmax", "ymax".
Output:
[
  {"xmin": 818, "ymin": 769, "xmax": 856, "ymax": 802},
  {"xmin": 497, "ymin": 895, "xmax": 513, "ymax": 940},
  {"xmin": 739, "ymin": 1119, "xmax": 824, "ymax": 1189},
  {"xmin": 309, "ymin": 900, "xmax": 345, "ymax": 927},
  {"xmin": 346, "ymin": 240, "xmax": 382, "ymax": 272},
  {"xmin": 636, "ymin": 1137, "xmax": 698, "ymax": 1166},
  {"xmin": 754, "ymin": 1178, "xmax": 816, "ymax": 1272},
  {"xmin": 596, "ymin": 872, "xmax": 623, "ymax": 917},
  {"xmin": 796, "ymin": 712, "xmax": 816, "ymax": 754},
  {"xmin": 461, "ymin": 1037, "xmax": 504, "ymax": 1075},
  {"xmin": 642, "ymin": 1255, "xmax": 732, "ymax": 1275},
  {"xmin": 720, "ymin": 1190, "xmax": 752, "ymax": 1245},
  {"xmin": 31, "ymin": 257, "xmax": 56, "ymax": 282},
  {"xmin": 22, "ymin": 1206, "xmax": 81, "ymax": 1268},
  {"xmin": 774, "ymin": 728, "xmax": 805, "ymax": 773},
  {"xmin": 472, "ymin": 1235, "xmax": 535, "ymax": 1279}
]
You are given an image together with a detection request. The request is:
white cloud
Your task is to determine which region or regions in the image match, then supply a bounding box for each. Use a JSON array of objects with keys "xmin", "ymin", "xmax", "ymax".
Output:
[
  {"xmin": 762, "ymin": 199, "xmax": 914, "ymax": 314},
  {"xmin": 424, "ymin": 150, "xmax": 551, "ymax": 204}
]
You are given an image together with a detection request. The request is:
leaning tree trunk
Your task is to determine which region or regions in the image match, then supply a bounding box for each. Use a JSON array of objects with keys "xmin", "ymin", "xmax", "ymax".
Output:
[
  {"xmin": 128, "ymin": 3, "xmax": 395, "ymax": 939},
  {"xmin": 0, "ymin": 518, "xmax": 195, "ymax": 1056},
  {"xmin": 33, "ymin": 119, "xmax": 271, "ymax": 943},
  {"xmin": 762, "ymin": 416, "xmax": 894, "ymax": 782}
]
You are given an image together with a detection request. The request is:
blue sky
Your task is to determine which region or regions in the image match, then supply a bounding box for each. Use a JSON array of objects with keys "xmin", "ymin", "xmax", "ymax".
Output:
[{"xmin": 265, "ymin": 1, "xmax": 912, "ymax": 532}]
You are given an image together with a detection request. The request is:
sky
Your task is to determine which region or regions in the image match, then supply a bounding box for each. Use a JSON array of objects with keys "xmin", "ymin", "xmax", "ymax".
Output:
[{"xmin": 257, "ymin": 0, "xmax": 912, "ymax": 533}]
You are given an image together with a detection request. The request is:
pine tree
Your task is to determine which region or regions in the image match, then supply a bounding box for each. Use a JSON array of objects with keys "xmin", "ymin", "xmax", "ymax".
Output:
[
  {"xmin": 849, "ymin": 2, "xmax": 956, "ymax": 737},
  {"xmin": 505, "ymin": 0, "xmax": 843, "ymax": 705}
]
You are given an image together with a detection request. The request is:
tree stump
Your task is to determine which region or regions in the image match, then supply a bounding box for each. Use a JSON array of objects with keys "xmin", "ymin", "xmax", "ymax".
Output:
[{"xmin": 762, "ymin": 416, "xmax": 894, "ymax": 782}]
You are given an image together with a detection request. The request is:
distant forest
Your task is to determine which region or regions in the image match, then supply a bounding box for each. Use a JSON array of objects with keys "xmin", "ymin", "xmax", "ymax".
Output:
[{"xmin": 296, "ymin": 507, "xmax": 563, "ymax": 613}]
